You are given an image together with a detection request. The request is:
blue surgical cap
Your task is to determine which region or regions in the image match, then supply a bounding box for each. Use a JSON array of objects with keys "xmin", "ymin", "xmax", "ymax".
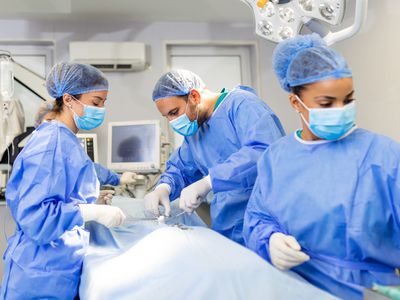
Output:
[
  {"xmin": 152, "ymin": 69, "xmax": 206, "ymax": 102},
  {"xmin": 46, "ymin": 62, "xmax": 109, "ymax": 98},
  {"xmin": 272, "ymin": 33, "xmax": 352, "ymax": 92}
]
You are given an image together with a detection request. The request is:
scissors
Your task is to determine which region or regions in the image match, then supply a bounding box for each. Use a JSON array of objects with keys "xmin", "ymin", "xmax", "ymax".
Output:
[{"xmin": 125, "ymin": 211, "xmax": 186, "ymax": 223}]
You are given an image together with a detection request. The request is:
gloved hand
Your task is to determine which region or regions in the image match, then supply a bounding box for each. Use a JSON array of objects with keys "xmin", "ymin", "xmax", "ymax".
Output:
[
  {"xmin": 78, "ymin": 204, "xmax": 126, "ymax": 228},
  {"xmin": 269, "ymin": 232, "xmax": 310, "ymax": 270},
  {"xmin": 144, "ymin": 184, "xmax": 171, "ymax": 217},
  {"xmin": 120, "ymin": 172, "xmax": 137, "ymax": 185},
  {"xmin": 96, "ymin": 189, "xmax": 115, "ymax": 205},
  {"xmin": 179, "ymin": 176, "xmax": 212, "ymax": 213}
]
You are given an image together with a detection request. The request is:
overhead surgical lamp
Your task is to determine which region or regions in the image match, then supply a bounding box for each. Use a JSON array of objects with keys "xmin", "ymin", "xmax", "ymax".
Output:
[
  {"xmin": 0, "ymin": 51, "xmax": 14, "ymax": 102},
  {"xmin": 242, "ymin": 0, "xmax": 368, "ymax": 45}
]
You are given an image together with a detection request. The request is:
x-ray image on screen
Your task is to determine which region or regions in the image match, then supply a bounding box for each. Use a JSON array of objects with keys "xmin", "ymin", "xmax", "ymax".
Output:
[{"xmin": 111, "ymin": 124, "xmax": 156, "ymax": 163}]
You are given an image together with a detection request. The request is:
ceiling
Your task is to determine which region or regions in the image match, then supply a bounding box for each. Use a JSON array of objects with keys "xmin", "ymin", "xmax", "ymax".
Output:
[{"xmin": 0, "ymin": 0, "xmax": 254, "ymax": 23}]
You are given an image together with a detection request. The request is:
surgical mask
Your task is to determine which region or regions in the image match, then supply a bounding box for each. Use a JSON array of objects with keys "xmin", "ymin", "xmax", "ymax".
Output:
[
  {"xmin": 169, "ymin": 102, "xmax": 199, "ymax": 136},
  {"xmin": 69, "ymin": 96, "xmax": 105, "ymax": 131},
  {"xmin": 296, "ymin": 95, "xmax": 356, "ymax": 140}
]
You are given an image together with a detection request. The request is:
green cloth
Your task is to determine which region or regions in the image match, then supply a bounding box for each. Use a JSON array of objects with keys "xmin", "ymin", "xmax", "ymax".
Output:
[
  {"xmin": 214, "ymin": 88, "xmax": 228, "ymax": 111},
  {"xmin": 373, "ymin": 284, "xmax": 400, "ymax": 300}
]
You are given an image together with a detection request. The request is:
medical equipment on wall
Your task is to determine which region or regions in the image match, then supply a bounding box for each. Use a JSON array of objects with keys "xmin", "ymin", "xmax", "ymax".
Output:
[
  {"xmin": 242, "ymin": 0, "xmax": 368, "ymax": 45},
  {"xmin": 1, "ymin": 50, "xmax": 52, "ymax": 119},
  {"xmin": 0, "ymin": 53, "xmax": 52, "ymax": 195},
  {"xmin": 107, "ymin": 120, "xmax": 161, "ymax": 173},
  {"xmin": 0, "ymin": 51, "xmax": 14, "ymax": 103},
  {"xmin": 77, "ymin": 133, "xmax": 99, "ymax": 163},
  {"xmin": 0, "ymin": 52, "xmax": 16, "ymax": 198},
  {"xmin": 1, "ymin": 51, "xmax": 15, "ymax": 152}
]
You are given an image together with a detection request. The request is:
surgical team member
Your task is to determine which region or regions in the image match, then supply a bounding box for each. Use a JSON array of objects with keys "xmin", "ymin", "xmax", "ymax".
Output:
[
  {"xmin": 0, "ymin": 62, "xmax": 126, "ymax": 300},
  {"xmin": 243, "ymin": 34, "xmax": 400, "ymax": 299},
  {"xmin": 144, "ymin": 69, "xmax": 285, "ymax": 245},
  {"xmin": 35, "ymin": 103, "xmax": 138, "ymax": 188}
]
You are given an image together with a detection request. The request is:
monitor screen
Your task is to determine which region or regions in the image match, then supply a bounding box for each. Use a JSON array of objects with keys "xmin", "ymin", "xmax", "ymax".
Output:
[{"xmin": 110, "ymin": 123, "xmax": 157, "ymax": 164}]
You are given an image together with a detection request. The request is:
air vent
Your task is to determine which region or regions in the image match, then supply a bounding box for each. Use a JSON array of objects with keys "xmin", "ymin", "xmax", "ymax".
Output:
[
  {"xmin": 91, "ymin": 64, "xmax": 114, "ymax": 69},
  {"xmin": 116, "ymin": 64, "xmax": 132, "ymax": 69},
  {"xmin": 70, "ymin": 42, "xmax": 149, "ymax": 72}
]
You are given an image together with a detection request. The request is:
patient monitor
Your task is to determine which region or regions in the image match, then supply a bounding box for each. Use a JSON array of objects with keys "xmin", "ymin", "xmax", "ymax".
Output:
[
  {"xmin": 107, "ymin": 120, "xmax": 160, "ymax": 173},
  {"xmin": 77, "ymin": 133, "xmax": 98, "ymax": 163}
]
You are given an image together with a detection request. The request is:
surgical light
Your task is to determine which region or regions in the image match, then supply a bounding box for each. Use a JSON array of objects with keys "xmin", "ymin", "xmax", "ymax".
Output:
[
  {"xmin": 319, "ymin": 3, "xmax": 335, "ymax": 20},
  {"xmin": 279, "ymin": 26, "xmax": 294, "ymax": 39},
  {"xmin": 0, "ymin": 51, "xmax": 14, "ymax": 102},
  {"xmin": 243, "ymin": 0, "xmax": 368, "ymax": 45},
  {"xmin": 258, "ymin": 20, "xmax": 274, "ymax": 36},
  {"xmin": 299, "ymin": 0, "xmax": 313, "ymax": 12},
  {"xmin": 279, "ymin": 7, "xmax": 295, "ymax": 23},
  {"xmin": 261, "ymin": 2, "xmax": 275, "ymax": 17}
]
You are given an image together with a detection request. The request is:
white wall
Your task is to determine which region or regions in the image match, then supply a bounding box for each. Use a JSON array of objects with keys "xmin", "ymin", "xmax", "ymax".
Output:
[{"xmin": 0, "ymin": 0, "xmax": 398, "ymax": 165}]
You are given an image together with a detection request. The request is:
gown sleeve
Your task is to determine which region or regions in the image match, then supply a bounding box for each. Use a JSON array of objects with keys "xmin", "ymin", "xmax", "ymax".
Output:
[
  {"xmin": 7, "ymin": 148, "xmax": 96, "ymax": 245},
  {"xmin": 243, "ymin": 150, "xmax": 283, "ymax": 262},
  {"xmin": 209, "ymin": 98, "xmax": 285, "ymax": 193},
  {"xmin": 94, "ymin": 163, "xmax": 120, "ymax": 186},
  {"xmin": 158, "ymin": 139, "xmax": 203, "ymax": 200}
]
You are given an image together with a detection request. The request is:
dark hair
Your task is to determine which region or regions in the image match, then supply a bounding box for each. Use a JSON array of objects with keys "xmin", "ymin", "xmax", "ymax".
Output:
[
  {"xmin": 291, "ymin": 85, "xmax": 307, "ymax": 96},
  {"xmin": 51, "ymin": 94, "xmax": 82, "ymax": 114}
]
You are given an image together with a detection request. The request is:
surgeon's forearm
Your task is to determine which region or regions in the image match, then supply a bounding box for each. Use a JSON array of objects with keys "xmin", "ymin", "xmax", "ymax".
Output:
[
  {"xmin": 208, "ymin": 147, "xmax": 261, "ymax": 193},
  {"xmin": 18, "ymin": 201, "xmax": 84, "ymax": 245},
  {"xmin": 245, "ymin": 221, "xmax": 280, "ymax": 263},
  {"xmin": 106, "ymin": 172, "xmax": 120, "ymax": 186},
  {"xmin": 158, "ymin": 175, "xmax": 180, "ymax": 200}
]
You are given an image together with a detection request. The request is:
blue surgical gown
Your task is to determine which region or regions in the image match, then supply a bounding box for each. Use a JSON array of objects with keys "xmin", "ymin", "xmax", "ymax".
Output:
[
  {"xmin": 0, "ymin": 121, "xmax": 99, "ymax": 300},
  {"xmin": 94, "ymin": 163, "xmax": 120, "ymax": 186},
  {"xmin": 243, "ymin": 129, "xmax": 400, "ymax": 299},
  {"xmin": 158, "ymin": 86, "xmax": 285, "ymax": 245}
]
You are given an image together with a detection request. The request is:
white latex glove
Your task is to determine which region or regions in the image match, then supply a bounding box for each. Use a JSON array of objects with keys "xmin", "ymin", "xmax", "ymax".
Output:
[
  {"xmin": 144, "ymin": 184, "xmax": 171, "ymax": 217},
  {"xmin": 96, "ymin": 189, "xmax": 115, "ymax": 205},
  {"xmin": 269, "ymin": 232, "xmax": 310, "ymax": 270},
  {"xmin": 78, "ymin": 204, "xmax": 126, "ymax": 228},
  {"xmin": 179, "ymin": 176, "xmax": 212, "ymax": 213},
  {"xmin": 120, "ymin": 172, "xmax": 137, "ymax": 185}
]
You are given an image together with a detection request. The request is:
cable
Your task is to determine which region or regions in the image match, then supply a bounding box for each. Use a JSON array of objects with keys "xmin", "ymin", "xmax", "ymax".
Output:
[
  {"xmin": 146, "ymin": 173, "xmax": 161, "ymax": 192},
  {"xmin": 2, "ymin": 143, "xmax": 11, "ymax": 241}
]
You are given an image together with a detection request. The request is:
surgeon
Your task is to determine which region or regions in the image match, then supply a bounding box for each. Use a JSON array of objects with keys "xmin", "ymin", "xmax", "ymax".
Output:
[
  {"xmin": 35, "ymin": 102, "xmax": 138, "ymax": 188},
  {"xmin": 144, "ymin": 69, "xmax": 285, "ymax": 245},
  {"xmin": 243, "ymin": 34, "xmax": 400, "ymax": 299},
  {"xmin": 0, "ymin": 62, "xmax": 126, "ymax": 300}
]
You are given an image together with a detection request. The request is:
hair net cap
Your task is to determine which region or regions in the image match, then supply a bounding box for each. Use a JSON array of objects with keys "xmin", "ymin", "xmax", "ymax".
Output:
[
  {"xmin": 46, "ymin": 62, "xmax": 109, "ymax": 98},
  {"xmin": 272, "ymin": 33, "xmax": 352, "ymax": 92},
  {"xmin": 152, "ymin": 69, "xmax": 206, "ymax": 101}
]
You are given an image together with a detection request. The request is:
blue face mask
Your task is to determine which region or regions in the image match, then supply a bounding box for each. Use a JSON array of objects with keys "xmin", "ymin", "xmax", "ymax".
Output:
[
  {"xmin": 169, "ymin": 102, "xmax": 199, "ymax": 136},
  {"xmin": 69, "ymin": 96, "xmax": 106, "ymax": 131},
  {"xmin": 296, "ymin": 95, "xmax": 356, "ymax": 140}
]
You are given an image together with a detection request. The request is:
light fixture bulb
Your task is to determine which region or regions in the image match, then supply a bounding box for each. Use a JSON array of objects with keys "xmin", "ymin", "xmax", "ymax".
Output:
[
  {"xmin": 279, "ymin": 7, "xmax": 295, "ymax": 22},
  {"xmin": 261, "ymin": 2, "xmax": 275, "ymax": 17},
  {"xmin": 320, "ymin": 3, "xmax": 335, "ymax": 20},
  {"xmin": 299, "ymin": 0, "xmax": 314, "ymax": 12},
  {"xmin": 258, "ymin": 20, "xmax": 274, "ymax": 36},
  {"xmin": 279, "ymin": 26, "xmax": 293, "ymax": 39}
]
